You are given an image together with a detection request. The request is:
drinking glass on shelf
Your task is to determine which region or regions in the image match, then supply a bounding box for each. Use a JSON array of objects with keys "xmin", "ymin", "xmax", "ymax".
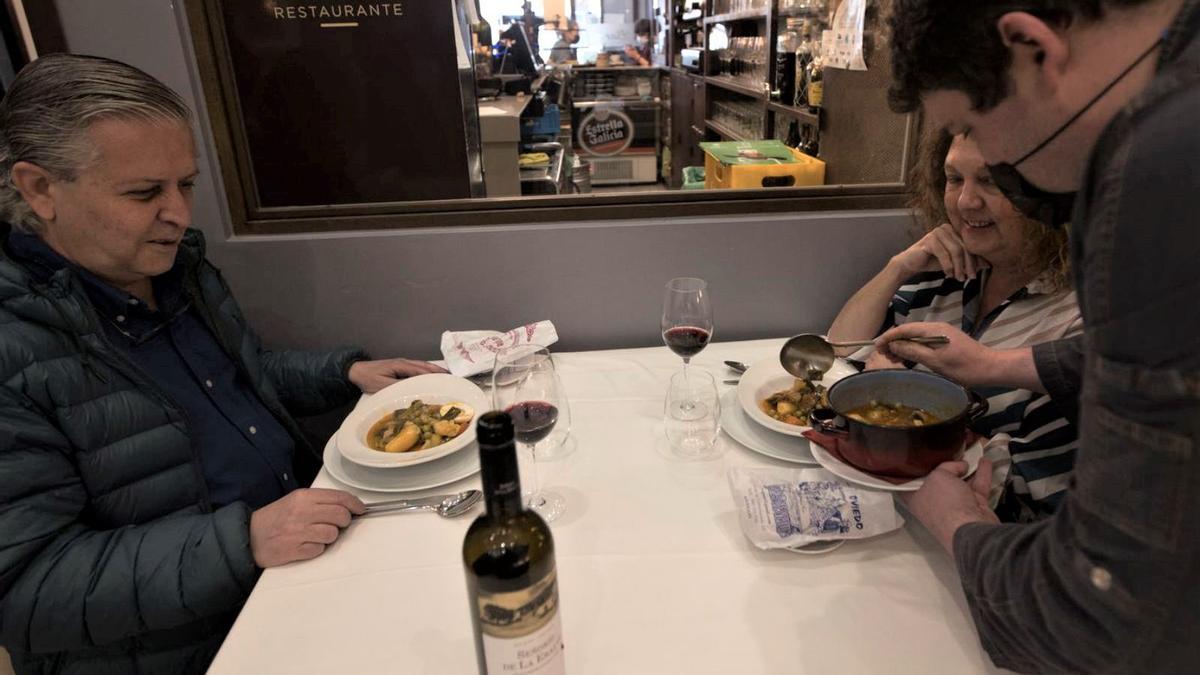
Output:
[
  {"xmin": 664, "ymin": 370, "xmax": 722, "ymax": 459},
  {"xmin": 492, "ymin": 345, "xmax": 569, "ymax": 522},
  {"xmin": 662, "ymin": 277, "xmax": 713, "ymax": 371}
]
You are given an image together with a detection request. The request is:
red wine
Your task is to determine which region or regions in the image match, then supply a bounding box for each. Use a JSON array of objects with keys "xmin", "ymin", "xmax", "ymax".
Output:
[
  {"xmin": 505, "ymin": 401, "xmax": 559, "ymax": 445},
  {"xmin": 663, "ymin": 326, "xmax": 711, "ymax": 358}
]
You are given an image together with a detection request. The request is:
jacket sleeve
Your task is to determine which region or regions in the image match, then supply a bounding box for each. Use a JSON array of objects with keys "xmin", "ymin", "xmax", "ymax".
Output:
[
  {"xmin": 1031, "ymin": 335, "xmax": 1084, "ymax": 424},
  {"xmin": 259, "ymin": 346, "xmax": 369, "ymax": 416},
  {"xmin": 201, "ymin": 261, "xmax": 369, "ymax": 417},
  {"xmin": 0, "ymin": 388, "xmax": 261, "ymax": 653}
]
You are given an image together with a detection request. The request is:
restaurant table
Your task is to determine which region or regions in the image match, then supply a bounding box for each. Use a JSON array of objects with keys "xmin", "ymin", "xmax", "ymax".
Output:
[{"xmin": 208, "ymin": 339, "xmax": 1007, "ymax": 674}]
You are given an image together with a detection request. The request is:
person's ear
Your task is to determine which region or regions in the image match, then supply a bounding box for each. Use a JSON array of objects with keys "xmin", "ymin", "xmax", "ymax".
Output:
[
  {"xmin": 996, "ymin": 12, "xmax": 1070, "ymax": 98},
  {"xmin": 9, "ymin": 161, "xmax": 58, "ymax": 222}
]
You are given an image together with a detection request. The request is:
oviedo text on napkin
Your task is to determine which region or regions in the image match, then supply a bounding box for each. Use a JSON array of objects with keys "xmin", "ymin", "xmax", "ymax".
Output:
[{"xmin": 728, "ymin": 467, "xmax": 904, "ymax": 550}]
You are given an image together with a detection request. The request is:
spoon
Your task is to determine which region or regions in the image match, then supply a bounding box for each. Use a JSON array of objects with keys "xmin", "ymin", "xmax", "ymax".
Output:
[
  {"xmin": 360, "ymin": 489, "xmax": 482, "ymax": 518},
  {"xmin": 724, "ymin": 360, "xmax": 750, "ymax": 373},
  {"xmin": 779, "ymin": 333, "xmax": 950, "ymax": 378}
]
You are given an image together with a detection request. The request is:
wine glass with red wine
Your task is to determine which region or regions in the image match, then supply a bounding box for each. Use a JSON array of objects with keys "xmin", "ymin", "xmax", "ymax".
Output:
[
  {"xmin": 662, "ymin": 277, "xmax": 713, "ymax": 366},
  {"xmin": 662, "ymin": 277, "xmax": 713, "ymax": 421},
  {"xmin": 491, "ymin": 345, "xmax": 568, "ymax": 522}
]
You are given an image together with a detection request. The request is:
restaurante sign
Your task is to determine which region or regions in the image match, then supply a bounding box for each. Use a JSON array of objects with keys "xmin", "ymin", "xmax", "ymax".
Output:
[{"xmin": 269, "ymin": 2, "xmax": 405, "ymax": 25}]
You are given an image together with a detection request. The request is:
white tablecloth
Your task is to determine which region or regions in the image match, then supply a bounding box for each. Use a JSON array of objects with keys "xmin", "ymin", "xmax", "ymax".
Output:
[{"xmin": 208, "ymin": 340, "xmax": 1004, "ymax": 674}]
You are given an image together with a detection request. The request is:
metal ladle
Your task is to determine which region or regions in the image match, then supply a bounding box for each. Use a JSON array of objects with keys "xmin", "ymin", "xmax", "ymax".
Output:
[{"xmin": 779, "ymin": 333, "xmax": 950, "ymax": 379}]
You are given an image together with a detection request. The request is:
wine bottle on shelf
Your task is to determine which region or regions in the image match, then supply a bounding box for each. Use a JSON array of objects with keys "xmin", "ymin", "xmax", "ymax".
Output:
[
  {"xmin": 785, "ymin": 119, "xmax": 802, "ymax": 149},
  {"xmin": 806, "ymin": 49, "xmax": 825, "ymax": 113},
  {"xmin": 793, "ymin": 21, "xmax": 815, "ymax": 108},
  {"xmin": 463, "ymin": 412, "xmax": 565, "ymax": 675}
]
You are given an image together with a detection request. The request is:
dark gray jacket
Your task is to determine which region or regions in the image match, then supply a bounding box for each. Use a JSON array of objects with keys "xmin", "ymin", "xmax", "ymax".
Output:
[
  {"xmin": 0, "ymin": 228, "xmax": 366, "ymax": 674},
  {"xmin": 955, "ymin": 2, "xmax": 1200, "ymax": 672}
]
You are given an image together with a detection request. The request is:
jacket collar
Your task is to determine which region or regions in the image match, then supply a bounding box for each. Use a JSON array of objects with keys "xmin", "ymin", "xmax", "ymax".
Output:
[{"xmin": 0, "ymin": 224, "xmax": 208, "ymax": 334}]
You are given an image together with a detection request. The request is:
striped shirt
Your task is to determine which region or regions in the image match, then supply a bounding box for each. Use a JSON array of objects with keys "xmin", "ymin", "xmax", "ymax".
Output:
[{"xmin": 848, "ymin": 269, "xmax": 1084, "ymax": 521}]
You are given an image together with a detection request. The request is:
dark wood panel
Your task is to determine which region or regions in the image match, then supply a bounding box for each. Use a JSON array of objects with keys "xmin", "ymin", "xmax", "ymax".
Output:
[{"xmin": 203, "ymin": 0, "xmax": 474, "ymax": 208}]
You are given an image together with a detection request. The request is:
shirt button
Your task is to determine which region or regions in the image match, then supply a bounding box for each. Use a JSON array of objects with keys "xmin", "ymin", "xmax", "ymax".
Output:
[
  {"xmin": 283, "ymin": 472, "xmax": 289, "ymax": 481},
  {"xmin": 249, "ymin": 426, "xmax": 258, "ymax": 435},
  {"xmin": 127, "ymin": 298, "xmax": 139, "ymax": 306},
  {"xmin": 205, "ymin": 379, "xmax": 214, "ymax": 389},
  {"xmin": 115, "ymin": 315, "xmax": 126, "ymax": 323},
  {"xmin": 1090, "ymin": 566, "xmax": 1113, "ymax": 592}
]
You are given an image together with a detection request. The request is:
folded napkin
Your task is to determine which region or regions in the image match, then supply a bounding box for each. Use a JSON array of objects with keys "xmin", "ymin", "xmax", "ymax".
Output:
[
  {"xmin": 727, "ymin": 467, "xmax": 904, "ymax": 550},
  {"xmin": 439, "ymin": 320, "xmax": 559, "ymax": 378},
  {"xmin": 802, "ymin": 429, "xmax": 981, "ymax": 485}
]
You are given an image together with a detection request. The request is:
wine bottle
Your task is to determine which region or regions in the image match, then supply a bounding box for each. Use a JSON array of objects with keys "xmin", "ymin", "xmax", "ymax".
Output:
[{"xmin": 463, "ymin": 412, "xmax": 565, "ymax": 675}]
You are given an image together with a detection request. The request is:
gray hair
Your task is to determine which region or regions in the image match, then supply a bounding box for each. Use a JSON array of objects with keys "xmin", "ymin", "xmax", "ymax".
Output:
[{"xmin": 0, "ymin": 54, "xmax": 193, "ymax": 233}]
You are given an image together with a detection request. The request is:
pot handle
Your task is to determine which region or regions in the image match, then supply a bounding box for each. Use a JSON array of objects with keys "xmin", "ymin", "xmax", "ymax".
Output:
[
  {"xmin": 809, "ymin": 408, "xmax": 848, "ymax": 435},
  {"xmin": 966, "ymin": 390, "xmax": 989, "ymax": 422}
]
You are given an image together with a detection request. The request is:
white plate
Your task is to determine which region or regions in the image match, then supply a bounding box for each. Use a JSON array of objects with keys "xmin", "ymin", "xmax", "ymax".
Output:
[
  {"xmin": 737, "ymin": 357, "xmax": 859, "ymax": 437},
  {"xmin": 720, "ymin": 390, "xmax": 818, "ymax": 464},
  {"xmin": 336, "ymin": 374, "xmax": 490, "ymax": 469},
  {"xmin": 809, "ymin": 439, "xmax": 985, "ymax": 492},
  {"xmin": 324, "ymin": 435, "xmax": 480, "ymax": 493}
]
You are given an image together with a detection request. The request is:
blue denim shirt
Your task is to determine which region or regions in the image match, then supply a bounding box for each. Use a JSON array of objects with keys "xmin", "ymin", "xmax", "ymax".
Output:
[
  {"xmin": 954, "ymin": 2, "xmax": 1200, "ymax": 672},
  {"xmin": 5, "ymin": 233, "xmax": 297, "ymax": 509}
]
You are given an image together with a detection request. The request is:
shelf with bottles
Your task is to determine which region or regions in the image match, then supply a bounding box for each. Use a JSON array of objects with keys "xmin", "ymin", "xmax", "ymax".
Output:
[
  {"xmin": 775, "ymin": 116, "xmax": 821, "ymax": 157},
  {"xmin": 703, "ymin": 9, "xmax": 770, "ymax": 25},
  {"xmin": 766, "ymin": 101, "xmax": 819, "ymax": 126},
  {"xmin": 776, "ymin": 0, "xmax": 831, "ymax": 20},
  {"xmin": 705, "ymin": 118, "xmax": 749, "ymax": 142},
  {"xmin": 707, "ymin": 96, "xmax": 766, "ymax": 140},
  {"xmin": 705, "ymin": 0, "xmax": 771, "ymax": 25},
  {"xmin": 706, "ymin": 74, "xmax": 767, "ymax": 100},
  {"xmin": 767, "ymin": 10, "xmax": 826, "ymax": 124}
]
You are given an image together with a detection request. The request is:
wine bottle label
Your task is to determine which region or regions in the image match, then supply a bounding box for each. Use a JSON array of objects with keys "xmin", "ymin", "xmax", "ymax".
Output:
[
  {"xmin": 477, "ymin": 568, "xmax": 565, "ymax": 674},
  {"xmin": 808, "ymin": 81, "xmax": 824, "ymax": 108}
]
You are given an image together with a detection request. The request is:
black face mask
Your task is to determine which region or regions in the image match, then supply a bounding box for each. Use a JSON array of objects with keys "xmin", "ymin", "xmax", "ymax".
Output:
[{"xmin": 985, "ymin": 38, "xmax": 1162, "ymax": 228}]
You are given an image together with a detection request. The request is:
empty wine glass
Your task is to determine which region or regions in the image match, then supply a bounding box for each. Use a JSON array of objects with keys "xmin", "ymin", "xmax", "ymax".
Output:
[
  {"xmin": 492, "ymin": 345, "xmax": 568, "ymax": 522},
  {"xmin": 664, "ymin": 370, "xmax": 722, "ymax": 459}
]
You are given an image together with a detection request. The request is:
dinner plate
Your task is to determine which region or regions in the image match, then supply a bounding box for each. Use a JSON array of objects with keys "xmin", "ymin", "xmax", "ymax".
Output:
[
  {"xmin": 336, "ymin": 374, "xmax": 490, "ymax": 469},
  {"xmin": 809, "ymin": 439, "xmax": 985, "ymax": 492},
  {"xmin": 737, "ymin": 356, "xmax": 859, "ymax": 438},
  {"xmin": 720, "ymin": 390, "xmax": 818, "ymax": 464},
  {"xmin": 323, "ymin": 436, "xmax": 480, "ymax": 493}
]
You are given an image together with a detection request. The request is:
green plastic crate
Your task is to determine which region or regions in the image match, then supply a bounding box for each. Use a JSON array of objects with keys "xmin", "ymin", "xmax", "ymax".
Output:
[{"xmin": 682, "ymin": 166, "xmax": 706, "ymax": 190}]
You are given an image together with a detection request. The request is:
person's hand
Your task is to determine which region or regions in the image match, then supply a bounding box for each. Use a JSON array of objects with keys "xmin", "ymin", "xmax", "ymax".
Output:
[
  {"xmin": 889, "ymin": 223, "xmax": 988, "ymax": 283},
  {"xmin": 348, "ymin": 358, "xmax": 447, "ymax": 394},
  {"xmin": 863, "ymin": 348, "xmax": 906, "ymax": 371},
  {"xmin": 900, "ymin": 458, "xmax": 999, "ymax": 554},
  {"xmin": 249, "ymin": 488, "xmax": 366, "ymax": 568},
  {"xmin": 875, "ymin": 323, "xmax": 995, "ymax": 387},
  {"xmin": 623, "ymin": 45, "xmax": 639, "ymax": 59}
]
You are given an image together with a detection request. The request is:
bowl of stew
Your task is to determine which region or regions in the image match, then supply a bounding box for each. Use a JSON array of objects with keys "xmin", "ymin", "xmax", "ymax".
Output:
[{"xmin": 808, "ymin": 370, "xmax": 988, "ymax": 479}]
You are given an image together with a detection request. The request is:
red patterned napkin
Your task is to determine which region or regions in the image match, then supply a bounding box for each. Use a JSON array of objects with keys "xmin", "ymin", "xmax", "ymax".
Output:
[{"xmin": 801, "ymin": 429, "xmax": 981, "ymax": 485}]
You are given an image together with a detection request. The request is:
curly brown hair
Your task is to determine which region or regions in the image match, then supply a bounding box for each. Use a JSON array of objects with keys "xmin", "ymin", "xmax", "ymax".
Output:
[{"xmin": 909, "ymin": 128, "xmax": 1072, "ymax": 291}]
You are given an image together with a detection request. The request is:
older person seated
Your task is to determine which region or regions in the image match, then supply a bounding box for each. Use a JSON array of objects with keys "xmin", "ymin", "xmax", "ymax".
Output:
[
  {"xmin": 0, "ymin": 54, "xmax": 443, "ymax": 674},
  {"xmin": 827, "ymin": 131, "xmax": 1082, "ymax": 521}
]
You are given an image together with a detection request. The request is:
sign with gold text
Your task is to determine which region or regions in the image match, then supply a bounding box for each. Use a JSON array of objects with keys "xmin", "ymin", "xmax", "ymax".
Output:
[{"xmin": 215, "ymin": 0, "xmax": 476, "ymax": 206}]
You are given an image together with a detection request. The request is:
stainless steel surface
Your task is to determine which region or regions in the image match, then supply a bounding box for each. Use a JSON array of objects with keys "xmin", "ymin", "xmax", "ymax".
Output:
[
  {"xmin": 724, "ymin": 360, "xmax": 749, "ymax": 373},
  {"xmin": 780, "ymin": 334, "xmax": 949, "ymax": 378},
  {"xmin": 361, "ymin": 489, "xmax": 482, "ymax": 517}
]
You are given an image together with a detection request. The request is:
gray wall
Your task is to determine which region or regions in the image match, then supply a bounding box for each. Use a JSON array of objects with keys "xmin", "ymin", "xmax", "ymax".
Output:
[{"xmin": 51, "ymin": 0, "xmax": 916, "ymax": 361}]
